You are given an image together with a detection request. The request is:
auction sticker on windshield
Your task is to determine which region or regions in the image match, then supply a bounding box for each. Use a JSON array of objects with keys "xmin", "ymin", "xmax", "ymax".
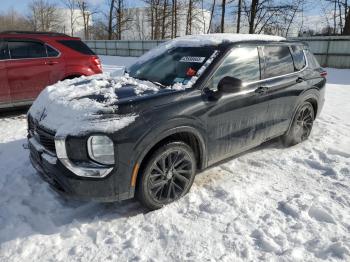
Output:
[{"xmin": 180, "ymin": 56, "xmax": 206, "ymax": 63}]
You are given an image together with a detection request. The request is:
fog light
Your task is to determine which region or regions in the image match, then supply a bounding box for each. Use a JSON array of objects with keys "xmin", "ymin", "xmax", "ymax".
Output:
[{"xmin": 87, "ymin": 135, "xmax": 115, "ymax": 165}]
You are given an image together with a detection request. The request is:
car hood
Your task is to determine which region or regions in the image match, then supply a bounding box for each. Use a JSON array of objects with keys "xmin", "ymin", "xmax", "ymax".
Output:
[{"xmin": 28, "ymin": 74, "xmax": 185, "ymax": 136}]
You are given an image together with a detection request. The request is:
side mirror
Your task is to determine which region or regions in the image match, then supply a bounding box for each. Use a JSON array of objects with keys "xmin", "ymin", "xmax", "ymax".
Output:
[{"xmin": 217, "ymin": 76, "xmax": 242, "ymax": 94}]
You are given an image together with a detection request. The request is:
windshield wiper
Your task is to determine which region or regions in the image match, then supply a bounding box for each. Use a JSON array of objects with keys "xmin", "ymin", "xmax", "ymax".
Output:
[
  {"xmin": 135, "ymin": 77, "xmax": 166, "ymax": 88},
  {"xmin": 152, "ymin": 81, "xmax": 166, "ymax": 88}
]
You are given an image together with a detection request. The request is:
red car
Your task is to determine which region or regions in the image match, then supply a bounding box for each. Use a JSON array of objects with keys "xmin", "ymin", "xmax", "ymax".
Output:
[{"xmin": 0, "ymin": 31, "xmax": 102, "ymax": 109}]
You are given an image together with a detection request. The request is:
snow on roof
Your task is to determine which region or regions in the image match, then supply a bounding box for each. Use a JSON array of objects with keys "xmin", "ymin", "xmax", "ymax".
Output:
[
  {"xmin": 134, "ymin": 33, "xmax": 285, "ymax": 65},
  {"xmin": 171, "ymin": 33, "xmax": 286, "ymax": 46}
]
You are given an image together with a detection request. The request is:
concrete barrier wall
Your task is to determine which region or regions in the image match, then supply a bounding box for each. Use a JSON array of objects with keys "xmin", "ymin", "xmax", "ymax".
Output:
[
  {"xmin": 85, "ymin": 36, "xmax": 350, "ymax": 68},
  {"xmin": 84, "ymin": 40, "xmax": 165, "ymax": 57},
  {"xmin": 293, "ymin": 36, "xmax": 350, "ymax": 68}
]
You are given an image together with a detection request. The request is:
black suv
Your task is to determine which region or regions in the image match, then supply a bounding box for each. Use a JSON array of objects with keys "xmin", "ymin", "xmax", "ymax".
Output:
[{"xmin": 27, "ymin": 34, "xmax": 326, "ymax": 210}]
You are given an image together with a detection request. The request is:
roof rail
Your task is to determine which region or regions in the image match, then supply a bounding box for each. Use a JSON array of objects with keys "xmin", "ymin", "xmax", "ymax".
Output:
[{"xmin": 0, "ymin": 31, "xmax": 70, "ymax": 37}]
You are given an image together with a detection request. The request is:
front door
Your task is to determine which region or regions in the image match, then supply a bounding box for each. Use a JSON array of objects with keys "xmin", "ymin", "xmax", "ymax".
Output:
[
  {"xmin": 0, "ymin": 40, "xmax": 10, "ymax": 106},
  {"xmin": 203, "ymin": 46, "xmax": 271, "ymax": 165},
  {"xmin": 6, "ymin": 39, "xmax": 50, "ymax": 103}
]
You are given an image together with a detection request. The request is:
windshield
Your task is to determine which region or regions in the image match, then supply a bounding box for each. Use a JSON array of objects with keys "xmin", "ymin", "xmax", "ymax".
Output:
[{"xmin": 128, "ymin": 46, "xmax": 216, "ymax": 87}]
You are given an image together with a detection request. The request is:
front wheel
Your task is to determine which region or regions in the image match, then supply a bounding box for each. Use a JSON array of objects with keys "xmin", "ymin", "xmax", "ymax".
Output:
[
  {"xmin": 136, "ymin": 142, "xmax": 196, "ymax": 210},
  {"xmin": 283, "ymin": 102, "xmax": 315, "ymax": 146}
]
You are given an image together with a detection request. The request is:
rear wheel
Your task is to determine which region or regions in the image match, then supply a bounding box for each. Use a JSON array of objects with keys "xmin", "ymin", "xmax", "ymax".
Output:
[
  {"xmin": 136, "ymin": 142, "xmax": 196, "ymax": 210},
  {"xmin": 283, "ymin": 102, "xmax": 315, "ymax": 146}
]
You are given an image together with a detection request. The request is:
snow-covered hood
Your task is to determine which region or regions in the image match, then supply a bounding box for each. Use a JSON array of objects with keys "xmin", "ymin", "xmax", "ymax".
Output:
[{"xmin": 28, "ymin": 74, "xmax": 186, "ymax": 136}]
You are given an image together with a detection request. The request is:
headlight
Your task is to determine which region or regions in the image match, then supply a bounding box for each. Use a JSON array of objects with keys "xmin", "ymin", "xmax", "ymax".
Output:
[{"xmin": 87, "ymin": 135, "xmax": 115, "ymax": 165}]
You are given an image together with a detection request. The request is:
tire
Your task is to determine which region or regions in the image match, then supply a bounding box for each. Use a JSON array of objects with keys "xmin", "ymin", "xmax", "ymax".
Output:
[
  {"xmin": 283, "ymin": 102, "xmax": 315, "ymax": 146},
  {"xmin": 136, "ymin": 141, "xmax": 196, "ymax": 210}
]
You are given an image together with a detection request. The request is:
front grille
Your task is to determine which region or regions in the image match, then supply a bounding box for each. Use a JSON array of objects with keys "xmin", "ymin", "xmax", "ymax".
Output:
[
  {"xmin": 28, "ymin": 116, "xmax": 56, "ymax": 153},
  {"xmin": 36, "ymin": 127, "xmax": 56, "ymax": 153},
  {"xmin": 29, "ymin": 141, "xmax": 41, "ymax": 163}
]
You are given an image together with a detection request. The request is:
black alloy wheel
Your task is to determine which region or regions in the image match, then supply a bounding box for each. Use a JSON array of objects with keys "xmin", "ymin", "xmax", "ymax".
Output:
[
  {"xmin": 283, "ymin": 102, "xmax": 315, "ymax": 146},
  {"xmin": 137, "ymin": 141, "xmax": 196, "ymax": 210}
]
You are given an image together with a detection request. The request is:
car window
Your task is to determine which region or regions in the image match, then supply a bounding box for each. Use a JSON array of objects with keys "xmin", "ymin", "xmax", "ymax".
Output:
[
  {"xmin": 263, "ymin": 45, "xmax": 294, "ymax": 78},
  {"xmin": 58, "ymin": 40, "xmax": 95, "ymax": 55},
  {"xmin": 209, "ymin": 46, "xmax": 260, "ymax": 89},
  {"xmin": 0, "ymin": 41, "xmax": 9, "ymax": 60},
  {"xmin": 291, "ymin": 45, "xmax": 306, "ymax": 71},
  {"xmin": 46, "ymin": 45, "xmax": 60, "ymax": 57},
  {"xmin": 8, "ymin": 41, "xmax": 47, "ymax": 59},
  {"xmin": 305, "ymin": 50, "xmax": 320, "ymax": 69},
  {"xmin": 129, "ymin": 46, "xmax": 216, "ymax": 86}
]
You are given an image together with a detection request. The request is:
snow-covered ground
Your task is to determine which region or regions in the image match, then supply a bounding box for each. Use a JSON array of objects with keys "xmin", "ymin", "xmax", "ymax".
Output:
[{"xmin": 0, "ymin": 58, "xmax": 349, "ymax": 261}]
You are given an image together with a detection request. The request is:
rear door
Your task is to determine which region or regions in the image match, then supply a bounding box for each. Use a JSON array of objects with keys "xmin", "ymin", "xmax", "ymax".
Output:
[
  {"xmin": 0, "ymin": 39, "xmax": 10, "ymax": 106},
  {"xmin": 45, "ymin": 44, "xmax": 65, "ymax": 85},
  {"xmin": 259, "ymin": 44, "xmax": 306, "ymax": 139},
  {"xmin": 6, "ymin": 39, "xmax": 50, "ymax": 103}
]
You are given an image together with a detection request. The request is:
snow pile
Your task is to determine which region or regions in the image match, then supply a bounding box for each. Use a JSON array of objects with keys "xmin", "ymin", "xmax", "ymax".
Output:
[
  {"xmin": 135, "ymin": 33, "xmax": 285, "ymax": 65},
  {"xmin": 0, "ymin": 64, "xmax": 349, "ymax": 261}
]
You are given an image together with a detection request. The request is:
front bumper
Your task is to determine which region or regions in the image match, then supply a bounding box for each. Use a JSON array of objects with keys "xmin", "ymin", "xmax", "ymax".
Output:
[{"xmin": 28, "ymin": 137, "xmax": 132, "ymax": 202}]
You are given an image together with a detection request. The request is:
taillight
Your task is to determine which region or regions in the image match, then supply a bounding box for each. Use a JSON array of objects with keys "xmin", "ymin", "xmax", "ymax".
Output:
[
  {"xmin": 91, "ymin": 56, "xmax": 102, "ymax": 71},
  {"xmin": 320, "ymin": 71, "xmax": 327, "ymax": 78}
]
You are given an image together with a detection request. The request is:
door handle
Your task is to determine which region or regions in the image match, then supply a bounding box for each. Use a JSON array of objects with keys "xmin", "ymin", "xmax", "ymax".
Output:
[
  {"xmin": 46, "ymin": 61, "xmax": 59, "ymax": 65},
  {"xmin": 296, "ymin": 77, "xmax": 304, "ymax": 83},
  {"xmin": 255, "ymin": 86, "xmax": 269, "ymax": 94}
]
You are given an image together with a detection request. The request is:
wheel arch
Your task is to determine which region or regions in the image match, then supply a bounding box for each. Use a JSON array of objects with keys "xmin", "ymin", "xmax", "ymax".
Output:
[
  {"xmin": 287, "ymin": 89, "xmax": 319, "ymax": 133},
  {"xmin": 131, "ymin": 126, "xmax": 207, "ymax": 189}
]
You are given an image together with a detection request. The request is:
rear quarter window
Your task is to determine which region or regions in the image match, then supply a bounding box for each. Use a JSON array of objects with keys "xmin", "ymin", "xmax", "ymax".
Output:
[
  {"xmin": 305, "ymin": 50, "xmax": 320, "ymax": 69},
  {"xmin": 291, "ymin": 45, "xmax": 306, "ymax": 71},
  {"xmin": 263, "ymin": 45, "xmax": 295, "ymax": 78},
  {"xmin": 46, "ymin": 45, "xmax": 60, "ymax": 57},
  {"xmin": 58, "ymin": 40, "xmax": 95, "ymax": 55}
]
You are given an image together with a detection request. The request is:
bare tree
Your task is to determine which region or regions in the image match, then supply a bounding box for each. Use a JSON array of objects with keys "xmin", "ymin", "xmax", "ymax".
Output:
[
  {"xmin": 0, "ymin": 9, "xmax": 31, "ymax": 31},
  {"xmin": 171, "ymin": 0, "xmax": 178, "ymax": 37},
  {"xmin": 107, "ymin": 0, "xmax": 131, "ymax": 40},
  {"xmin": 248, "ymin": 0, "xmax": 259, "ymax": 34},
  {"xmin": 285, "ymin": 0, "xmax": 304, "ymax": 37},
  {"xmin": 114, "ymin": 0, "xmax": 131, "ymax": 40},
  {"xmin": 186, "ymin": 0, "xmax": 194, "ymax": 34},
  {"xmin": 108, "ymin": 0, "xmax": 115, "ymax": 39},
  {"xmin": 221, "ymin": 0, "xmax": 226, "ymax": 33},
  {"xmin": 77, "ymin": 1, "xmax": 95, "ymax": 39},
  {"xmin": 207, "ymin": 0, "xmax": 216, "ymax": 33},
  {"xmin": 324, "ymin": 0, "xmax": 350, "ymax": 35},
  {"xmin": 78, "ymin": 1, "xmax": 88, "ymax": 39},
  {"xmin": 61, "ymin": 0, "xmax": 78, "ymax": 36},
  {"xmin": 237, "ymin": 0, "xmax": 242, "ymax": 33},
  {"xmin": 28, "ymin": 0, "xmax": 61, "ymax": 32},
  {"xmin": 243, "ymin": 0, "xmax": 294, "ymax": 34},
  {"xmin": 161, "ymin": 0, "xmax": 170, "ymax": 38},
  {"xmin": 343, "ymin": 1, "xmax": 350, "ymax": 34}
]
